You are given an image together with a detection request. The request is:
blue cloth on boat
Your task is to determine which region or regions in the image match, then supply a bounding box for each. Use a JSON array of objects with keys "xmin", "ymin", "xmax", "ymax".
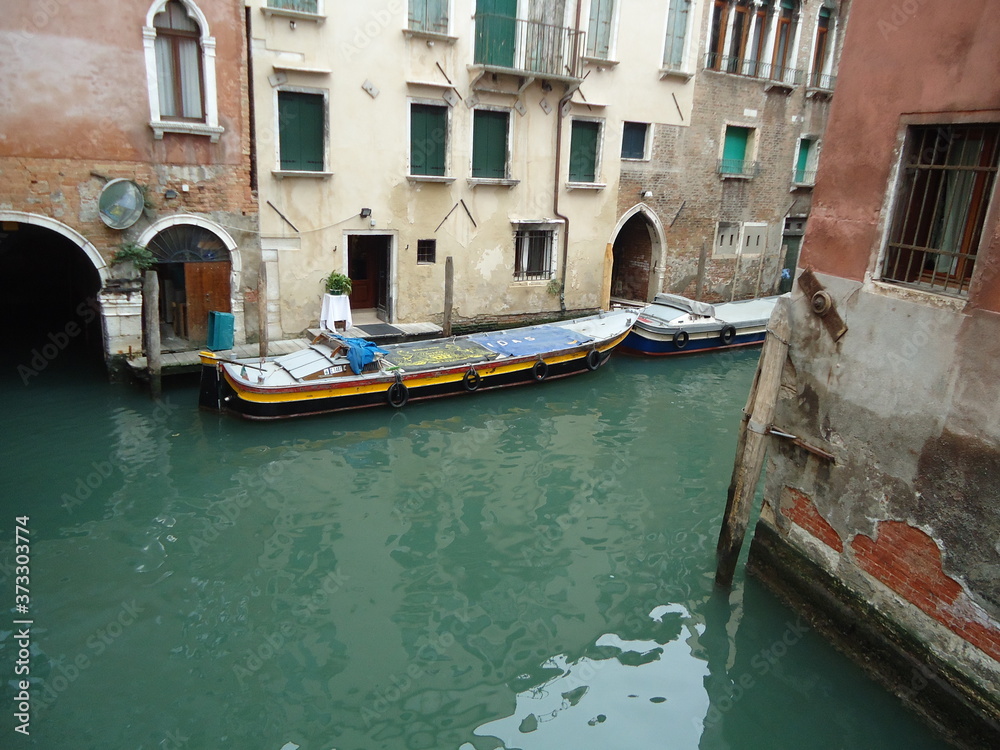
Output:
[
  {"xmin": 338, "ymin": 336, "xmax": 388, "ymax": 374},
  {"xmin": 468, "ymin": 325, "xmax": 592, "ymax": 358}
]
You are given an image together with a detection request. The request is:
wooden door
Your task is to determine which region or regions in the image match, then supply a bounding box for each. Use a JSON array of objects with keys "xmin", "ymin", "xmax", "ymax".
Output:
[{"xmin": 185, "ymin": 261, "xmax": 231, "ymax": 342}]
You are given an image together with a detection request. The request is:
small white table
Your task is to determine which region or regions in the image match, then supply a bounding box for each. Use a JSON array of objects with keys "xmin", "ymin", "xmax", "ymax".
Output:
[{"xmin": 320, "ymin": 294, "xmax": 352, "ymax": 331}]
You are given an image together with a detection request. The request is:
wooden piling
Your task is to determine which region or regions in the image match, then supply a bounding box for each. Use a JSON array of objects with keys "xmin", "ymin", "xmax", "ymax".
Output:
[
  {"xmin": 143, "ymin": 270, "xmax": 162, "ymax": 400},
  {"xmin": 257, "ymin": 262, "xmax": 268, "ymax": 359},
  {"xmin": 443, "ymin": 256, "xmax": 454, "ymax": 337},
  {"xmin": 694, "ymin": 242, "xmax": 708, "ymax": 300},
  {"xmin": 715, "ymin": 295, "xmax": 790, "ymax": 588}
]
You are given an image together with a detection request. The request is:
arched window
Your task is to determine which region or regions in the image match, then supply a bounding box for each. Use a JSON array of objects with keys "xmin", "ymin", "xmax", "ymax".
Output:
[
  {"xmin": 143, "ymin": 0, "xmax": 223, "ymax": 141},
  {"xmin": 154, "ymin": 1, "xmax": 203, "ymax": 120}
]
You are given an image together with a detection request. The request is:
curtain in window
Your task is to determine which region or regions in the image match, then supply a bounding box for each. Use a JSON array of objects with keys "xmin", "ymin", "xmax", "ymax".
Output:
[
  {"xmin": 154, "ymin": 35, "xmax": 176, "ymax": 117},
  {"xmin": 934, "ymin": 135, "xmax": 983, "ymax": 274},
  {"xmin": 178, "ymin": 38, "xmax": 203, "ymax": 119}
]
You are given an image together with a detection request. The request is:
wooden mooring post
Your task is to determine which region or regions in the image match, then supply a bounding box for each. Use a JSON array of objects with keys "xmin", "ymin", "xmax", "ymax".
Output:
[
  {"xmin": 257, "ymin": 262, "xmax": 268, "ymax": 359},
  {"xmin": 143, "ymin": 270, "xmax": 162, "ymax": 400},
  {"xmin": 443, "ymin": 256, "xmax": 454, "ymax": 337},
  {"xmin": 715, "ymin": 296, "xmax": 790, "ymax": 587}
]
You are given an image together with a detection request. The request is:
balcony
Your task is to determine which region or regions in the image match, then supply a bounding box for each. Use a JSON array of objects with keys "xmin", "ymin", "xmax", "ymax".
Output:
[
  {"xmin": 705, "ymin": 52, "xmax": 803, "ymax": 87},
  {"xmin": 472, "ymin": 14, "xmax": 585, "ymax": 87},
  {"xmin": 793, "ymin": 168, "xmax": 817, "ymax": 186},
  {"xmin": 718, "ymin": 159, "xmax": 761, "ymax": 179}
]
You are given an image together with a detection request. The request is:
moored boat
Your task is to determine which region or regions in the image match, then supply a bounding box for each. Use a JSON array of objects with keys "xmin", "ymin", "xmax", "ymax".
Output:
[
  {"xmin": 621, "ymin": 293, "xmax": 778, "ymax": 356},
  {"xmin": 199, "ymin": 310, "xmax": 635, "ymax": 419}
]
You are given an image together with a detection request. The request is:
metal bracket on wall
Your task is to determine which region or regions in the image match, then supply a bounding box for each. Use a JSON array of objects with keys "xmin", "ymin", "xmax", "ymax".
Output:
[{"xmin": 797, "ymin": 268, "xmax": 848, "ymax": 341}]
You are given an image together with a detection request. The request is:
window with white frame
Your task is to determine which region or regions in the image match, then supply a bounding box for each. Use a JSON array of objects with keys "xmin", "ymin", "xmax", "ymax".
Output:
[
  {"xmin": 410, "ymin": 102, "xmax": 448, "ymax": 176},
  {"xmin": 719, "ymin": 125, "xmax": 758, "ymax": 177},
  {"xmin": 708, "ymin": 0, "xmax": 802, "ymax": 85},
  {"xmin": 794, "ymin": 137, "xmax": 818, "ymax": 185},
  {"xmin": 143, "ymin": 0, "xmax": 222, "ymax": 140},
  {"xmin": 268, "ymin": 0, "xmax": 319, "ymax": 12},
  {"xmin": 881, "ymin": 123, "xmax": 1000, "ymax": 298},
  {"xmin": 409, "ymin": 0, "xmax": 448, "ymax": 34},
  {"xmin": 810, "ymin": 3, "xmax": 836, "ymax": 89},
  {"xmin": 513, "ymin": 225, "xmax": 557, "ymax": 281},
  {"xmin": 472, "ymin": 108, "xmax": 511, "ymax": 180},
  {"xmin": 663, "ymin": 0, "xmax": 692, "ymax": 71},
  {"xmin": 569, "ymin": 119, "xmax": 603, "ymax": 183},
  {"xmin": 587, "ymin": 0, "xmax": 616, "ymax": 60},
  {"xmin": 277, "ymin": 90, "xmax": 326, "ymax": 172}
]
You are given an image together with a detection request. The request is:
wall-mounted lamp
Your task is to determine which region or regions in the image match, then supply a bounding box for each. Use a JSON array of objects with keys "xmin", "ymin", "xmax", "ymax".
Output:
[
  {"xmin": 641, "ymin": 190, "xmax": 653, "ymax": 199},
  {"xmin": 360, "ymin": 208, "xmax": 372, "ymax": 218}
]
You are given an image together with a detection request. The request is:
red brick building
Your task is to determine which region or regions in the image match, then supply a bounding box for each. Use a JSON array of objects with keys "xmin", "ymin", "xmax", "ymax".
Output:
[
  {"xmin": 0, "ymin": 0, "xmax": 258, "ymax": 371},
  {"xmin": 748, "ymin": 0, "xmax": 1000, "ymax": 743}
]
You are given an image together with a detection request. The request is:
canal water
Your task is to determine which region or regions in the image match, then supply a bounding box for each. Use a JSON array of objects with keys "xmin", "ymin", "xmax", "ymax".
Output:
[{"xmin": 1, "ymin": 349, "xmax": 948, "ymax": 750}]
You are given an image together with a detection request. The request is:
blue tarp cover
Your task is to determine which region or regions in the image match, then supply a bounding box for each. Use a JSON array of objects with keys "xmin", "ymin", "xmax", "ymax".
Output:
[
  {"xmin": 337, "ymin": 336, "xmax": 388, "ymax": 374},
  {"xmin": 468, "ymin": 325, "xmax": 592, "ymax": 358}
]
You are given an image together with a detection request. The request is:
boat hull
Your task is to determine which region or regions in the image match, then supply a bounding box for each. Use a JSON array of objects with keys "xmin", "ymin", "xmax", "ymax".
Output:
[
  {"xmin": 620, "ymin": 326, "xmax": 766, "ymax": 356},
  {"xmin": 200, "ymin": 317, "xmax": 631, "ymax": 420}
]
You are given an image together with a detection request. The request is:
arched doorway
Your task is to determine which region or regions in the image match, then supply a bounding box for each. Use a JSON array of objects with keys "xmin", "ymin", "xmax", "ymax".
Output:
[
  {"xmin": 145, "ymin": 222, "xmax": 232, "ymax": 345},
  {"xmin": 0, "ymin": 218, "xmax": 104, "ymax": 376},
  {"xmin": 610, "ymin": 206, "xmax": 664, "ymax": 303}
]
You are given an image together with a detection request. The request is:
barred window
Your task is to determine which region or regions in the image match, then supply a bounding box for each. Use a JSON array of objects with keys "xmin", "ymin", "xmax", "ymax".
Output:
[
  {"xmin": 514, "ymin": 228, "xmax": 555, "ymax": 281},
  {"xmin": 881, "ymin": 124, "xmax": 1000, "ymax": 297},
  {"xmin": 417, "ymin": 239, "xmax": 436, "ymax": 264}
]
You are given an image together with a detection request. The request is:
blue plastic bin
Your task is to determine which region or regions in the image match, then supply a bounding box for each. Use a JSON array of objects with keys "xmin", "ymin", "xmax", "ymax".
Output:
[{"xmin": 206, "ymin": 311, "xmax": 235, "ymax": 351}]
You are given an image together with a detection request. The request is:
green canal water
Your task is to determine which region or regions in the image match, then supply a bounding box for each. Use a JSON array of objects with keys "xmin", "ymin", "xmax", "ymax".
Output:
[{"xmin": 1, "ymin": 350, "xmax": 949, "ymax": 750}]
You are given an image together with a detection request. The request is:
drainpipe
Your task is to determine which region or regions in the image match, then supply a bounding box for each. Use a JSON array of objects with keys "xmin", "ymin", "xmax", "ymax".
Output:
[{"xmin": 552, "ymin": 0, "xmax": 584, "ymax": 314}]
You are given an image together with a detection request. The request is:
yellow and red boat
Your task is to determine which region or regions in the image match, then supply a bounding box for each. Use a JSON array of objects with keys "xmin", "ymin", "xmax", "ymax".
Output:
[{"xmin": 198, "ymin": 310, "xmax": 634, "ymax": 420}]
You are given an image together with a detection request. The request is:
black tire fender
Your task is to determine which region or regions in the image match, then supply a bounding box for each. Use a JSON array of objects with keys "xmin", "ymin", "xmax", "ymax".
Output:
[
  {"xmin": 673, "ymin": 330, "xmax": 690, "ymax": 350},
  {"xmin": 532, "ymin": 360, "xmax": 548, "ymax": 382},
  {"xmin": 387, "ymin": 380, "xmax": 409, "ymax": 408},
  {"xmin": 720, "ymin": 325, "xmax": 736, "ymax": 345},
  {"xmin": 463, "ymin": 367, "xmax": 481, "ymax": 392},
  {"xmin": 586, "ymin": 348, "xmax": 601, "ymax": 371}
]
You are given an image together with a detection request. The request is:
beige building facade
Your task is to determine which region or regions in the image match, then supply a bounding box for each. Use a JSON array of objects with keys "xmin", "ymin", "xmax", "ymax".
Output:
[{"xmin": 248, "ymin": 0, "xmax": 702, "ymax": 336}]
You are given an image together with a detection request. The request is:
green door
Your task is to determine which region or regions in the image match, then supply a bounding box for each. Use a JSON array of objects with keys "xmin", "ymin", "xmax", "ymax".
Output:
[
  {"xmin": 721, "ymin": 126, "xmax": 750, "ymax": 174},
  {"xmin": 475, "ymin": 0, "xmax": 517, "ymax": 68}
]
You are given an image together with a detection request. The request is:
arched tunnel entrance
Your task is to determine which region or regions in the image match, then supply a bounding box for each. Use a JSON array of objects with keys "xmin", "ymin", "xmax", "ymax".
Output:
[
  {"xmin": 611, "ymin": 210, "xmax": 660, "ymax": 303},
  {"xmin": 0, "ymin": 221, "xmax": 103, "ymax": 379}
]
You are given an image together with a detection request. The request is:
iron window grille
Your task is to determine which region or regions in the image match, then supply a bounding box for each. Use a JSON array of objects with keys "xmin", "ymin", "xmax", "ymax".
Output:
[
  {"xmin": 718, "ymin": 158, "xmax": 761, "ymax": 177},
  {"xmin": 882, "ymin": 124, "xmax": 1000, "ymax": 298},
  {"xmin": 417, "ymin": 239, "xmax": 436, "ymax": 264},
  {"xmin": 513, "ymin": 229, "xmax": 555, "ymax": 281}
]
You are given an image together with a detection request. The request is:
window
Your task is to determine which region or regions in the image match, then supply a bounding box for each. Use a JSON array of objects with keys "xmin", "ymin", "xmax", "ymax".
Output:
[
  {"xmin": 153, "ymin": 1, "xmax": 203, "ymax": 120},
  {"xmin": 514, "ymin": 226, "xmax": 556, "ymax": 281},
  {"xmin": 881, "ymin": 124, "xmax": 1000, "ymax": 297},
  {"xmin": 268, "ymin": 0, "xmax": 318, "ymax": 12},
  {"xmin": 569, "ymin": 119, "xmax": 602, "ymax": 182},
  {"xmin": 417, "ymin": 239, "xmax": 437, "ymax": 264},
  {"xmin": 719, "ymin": 126, "xmax": 757, "ymax": 177},
  {"xmin": 621, "ymin": 122, "xmax": 649, "ymax": 160},
  {"xmin": 409, "ymin": 0, "xmax": 448, "ymax": 34},
  {"xmin": 278, "ymin": 91, "xmax": 325, "ymax": 171},
  {"xmin": 663, "ymin": 0, "xmax": 691, "ymax": 70},
  {"xmin": 410, "ymin": 103, "xmax": 447, "ymax": 176},
  {"xmin": 794, "ymin": 137, "xmax": 817, "ymax": 184},
  {"xmin": 810, "ymin": 5, "xmax": 835, "ymax": 89},
  {"xmin": 587, "ymin": 0, "xmax": 615, "ymax": 60},
  {"xmin": 472, "ymin": 109, "xmax": 510, "ymax": 179},
  {"xmin": 707, "ymin": 0, "xmax": 801, "ymax": 84},
  {"xmin": 143, "ymin": 0, "xmax": 221, "ymax": 140}
]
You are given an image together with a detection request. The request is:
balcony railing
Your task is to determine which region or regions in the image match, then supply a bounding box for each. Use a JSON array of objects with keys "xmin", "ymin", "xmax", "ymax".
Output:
[
  {"xmin": 808, "ymin": 71, "xmax": 837, "ymax": 91},
  {"xmin": 474, "ymin": 14, "xmax": 585, "ymax": 80},
  {"xmin": 718, "ymin": 159, "xmax": 761, "ymax": 178},
  {"xmin": 705, "ymin": 52, "xmax": 803, "ymax": 86},
  {"xmin": 793, "ymin": 168, "xmax": 817, "ymax": 185}
]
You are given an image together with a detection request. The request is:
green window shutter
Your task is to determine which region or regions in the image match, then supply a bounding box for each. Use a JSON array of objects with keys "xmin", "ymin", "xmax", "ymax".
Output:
[
  {"xmin": 411, "ymin": 104, "xmax": 446, "ymax": 176},
  {"xmin": 621, "ymin": 122, "xmax": 646, "ymax": 159},
  {"xmin": 795, "ymin": 138, "xmax": 813, "ymax": 182},
  {"xmin": 472, "ymin": 110, "xmax": 508, "ymax": 178},
  {"xmin": 721, "ymin": 126, "xmax": 750, "ymax": 174},
  {"xmin": 587, "ymin": 0, "xmax": 614, "ymax": 59},
  {"xmin": 279, "ymin": 91, "xmax": 324, "ymax": 171},
  {"xmin": 570, "ymin": 120, "xmax": 600, "ymax": 182},
  {"xmin": 663, "ymin": 0, "xmax": 691, "ymax": 69},
  {"xmin": 475, "ymin": 0, "xmax": 517, "ymax": 68},
  {"xmin": 410, "ymin": 0, "xmax": 448, "ymax": 33}
]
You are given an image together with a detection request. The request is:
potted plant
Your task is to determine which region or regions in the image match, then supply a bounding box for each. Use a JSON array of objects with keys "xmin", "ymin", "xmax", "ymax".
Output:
[
  {"xmin": 323, "ymin": 271, "xmax": 352, "ymax": 296},
  {"xmin": 110, "ymin": 241, "xmax": 156, "ymax": 277}
]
